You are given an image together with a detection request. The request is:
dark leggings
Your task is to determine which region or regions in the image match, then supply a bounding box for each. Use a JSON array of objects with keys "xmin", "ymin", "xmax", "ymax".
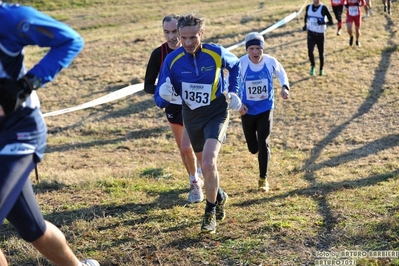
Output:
[
  {"xmin": 307, "ymin": 31, "xmax": 325, "ymax": 71},
  {"xmin": 1, "ymin": 155, "xmax": 46, "ymax": 242},
  {"xmin": 241, "ymin": 110, "xmax": 273, "ymax": 178},
  {"xmin": 332, "ymin": 5, "xmax": 344, "ymax": 28}
]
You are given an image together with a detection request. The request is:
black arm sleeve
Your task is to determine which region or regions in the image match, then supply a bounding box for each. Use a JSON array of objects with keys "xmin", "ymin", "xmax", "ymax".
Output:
[
  {"xmin": 303, "ymin": 5, "xmax": 309, "ymax": 25},
  {"xmin": 323, "ymin": 6, "xmax": 334, "ymax": 25},
  {"xmin": 144, "ymin": 47, "xmax": 161, "ymax": 94}
]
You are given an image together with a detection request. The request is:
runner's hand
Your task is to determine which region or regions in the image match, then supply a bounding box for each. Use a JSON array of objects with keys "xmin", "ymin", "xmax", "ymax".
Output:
[
  {"xmin": 281, "ymin": 86, "xmax": 290, "ymax": 100},
  {"xmin": 159, "ymin": 77, "xmax": 174, "ymax": 102},
  {"xmin": 239, "ymin": 104, "xmax": 248, "ymax": 115},
  {"xmin": 227, "ymin": 92, "xmax": 242, "ymax": 111},
  {"xmin": 0, "ymin": 78, "xmax": 32, "ymax": 116}
]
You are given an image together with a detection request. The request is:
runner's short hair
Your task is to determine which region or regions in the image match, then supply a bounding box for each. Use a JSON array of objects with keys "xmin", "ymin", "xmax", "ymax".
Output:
[{"xmin": 177, "ymin": 12, "xmax": 205, "ymax": 31}]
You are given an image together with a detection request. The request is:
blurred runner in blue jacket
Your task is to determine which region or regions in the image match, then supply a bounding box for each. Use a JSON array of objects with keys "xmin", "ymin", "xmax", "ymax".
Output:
[{"xmin": 0, "ymin": 2, "xmax": 99, "ymax": 266}]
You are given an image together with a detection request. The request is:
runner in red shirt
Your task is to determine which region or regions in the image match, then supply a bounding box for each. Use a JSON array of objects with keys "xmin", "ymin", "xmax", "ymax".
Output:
[{"xmin": 345, "ymin": 0, "xmax": 366, "ymax": 47}]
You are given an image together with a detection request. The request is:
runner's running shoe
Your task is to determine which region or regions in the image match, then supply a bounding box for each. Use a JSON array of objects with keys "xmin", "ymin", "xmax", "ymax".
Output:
[
  {"xmin": 201, "ymin": 211, "xmax": 216, "ymax": 234},
  {"xmin": 258, "ymin": 178, "xmax": 269, "ymax": 192},
  {"xmin": 216, "ymin": 192, "xmax": 228, "ymax": 221},
  {"xmin": 188, "ymin": 178, "xmax": 204, "ymax": 203},
  {"xmin": 310, "ymin": 66, "xmax": 315, "ymax": 76}
]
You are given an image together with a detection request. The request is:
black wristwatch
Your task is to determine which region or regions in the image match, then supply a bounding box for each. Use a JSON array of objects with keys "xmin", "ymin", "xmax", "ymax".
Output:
[{"xmin": 25, "ymin": 74, "xmax": 42, "ymax": 90}]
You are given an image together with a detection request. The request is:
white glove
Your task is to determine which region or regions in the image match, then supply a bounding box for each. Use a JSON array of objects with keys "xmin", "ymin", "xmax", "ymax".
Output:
[
  {"xmin": 227, "ymin": 92, "xmax": 242, "ymax": 111},
  {"xmin": 159, "ymin": 77, "xmax": 174, "ymax": 102}
]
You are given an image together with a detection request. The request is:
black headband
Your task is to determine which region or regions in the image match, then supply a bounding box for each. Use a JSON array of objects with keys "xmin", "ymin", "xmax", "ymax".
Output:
[{"xmin": 245, "ymin": 39, "xmax": 264, "ymax": 50}]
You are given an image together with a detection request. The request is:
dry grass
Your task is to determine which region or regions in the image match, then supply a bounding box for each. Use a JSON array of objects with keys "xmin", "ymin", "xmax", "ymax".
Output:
[{"xmin": 1, "ymin": 0, "xmax": 399, "ymax": 265}]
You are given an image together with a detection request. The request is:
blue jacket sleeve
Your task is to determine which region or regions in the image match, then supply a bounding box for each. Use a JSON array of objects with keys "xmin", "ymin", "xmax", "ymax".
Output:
[
  {"xmin": 154, "ymin": 62, "xmax": 170, "ymax": 108},
  {"xmin": 2, "ymin": 4, "xmax": 84, "ymax": 85},
  {"xmin": 154, "ymin": 83, "xmax": 170, "ymax": 108},
  {"xmin": 222, "ymin": 47, "xmax": 240, "ymax": 93}
]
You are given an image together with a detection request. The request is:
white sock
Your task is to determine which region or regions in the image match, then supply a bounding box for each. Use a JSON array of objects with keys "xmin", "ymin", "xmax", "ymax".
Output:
[{"xmin": 190, "ymin": 175, "xmax": 198, "ymax": 183}]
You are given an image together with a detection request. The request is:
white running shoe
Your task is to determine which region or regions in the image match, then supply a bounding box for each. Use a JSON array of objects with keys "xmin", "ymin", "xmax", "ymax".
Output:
[
  {"xmin": 188, "ymin": 179, "xmax": 204, "ymax": 203},
  {"xmin": 81, "ymin": 259, "xmax": 100, "ymax": 266}
]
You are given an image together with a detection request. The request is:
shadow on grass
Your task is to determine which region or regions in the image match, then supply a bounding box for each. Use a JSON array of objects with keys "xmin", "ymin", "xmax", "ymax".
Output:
[
  {"xmin": 312, "ymin": 134, "xmax": 399, "ymax": 171},
  {"xmin": 0, "ymin": 184, "xmax": 194, "ymax": 239},
  {"xmin": 237, "ymin": 169, "xmax": 398, "ymax": 206},
  {"xmin": 297, "ymin": 14, "xmax": 397, "ymax": 251},
  {"xmin": 45, "ymin": 125, "xmax": 169, "ymax": 154},
  {"xmin": 33, "ymin": 179, "xmax": 69, "ymax": 193}
]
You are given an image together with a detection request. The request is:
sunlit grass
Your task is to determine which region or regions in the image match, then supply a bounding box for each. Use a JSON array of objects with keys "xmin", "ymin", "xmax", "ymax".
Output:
[{"xmin": 1, "ymin": 0, "xmax": 399, "ymax": 265}]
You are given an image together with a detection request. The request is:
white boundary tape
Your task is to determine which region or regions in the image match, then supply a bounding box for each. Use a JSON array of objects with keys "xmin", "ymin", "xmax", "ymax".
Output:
[
  {"xmin": 43, "ymin": 83, "xmax": 143, "ymax": 117},
  {"xmin": 43, "ymin": 1, "xmax": 308, "ymax": 118},
  {"xmin": 227, "ymin": 11, "xmax": 299, "ymax": 51}
]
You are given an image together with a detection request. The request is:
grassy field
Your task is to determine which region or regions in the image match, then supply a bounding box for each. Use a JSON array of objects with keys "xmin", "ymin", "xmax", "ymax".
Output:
[{"xmin": 1, "ymin": 0, "xmax": 399, "ymax": 265}]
